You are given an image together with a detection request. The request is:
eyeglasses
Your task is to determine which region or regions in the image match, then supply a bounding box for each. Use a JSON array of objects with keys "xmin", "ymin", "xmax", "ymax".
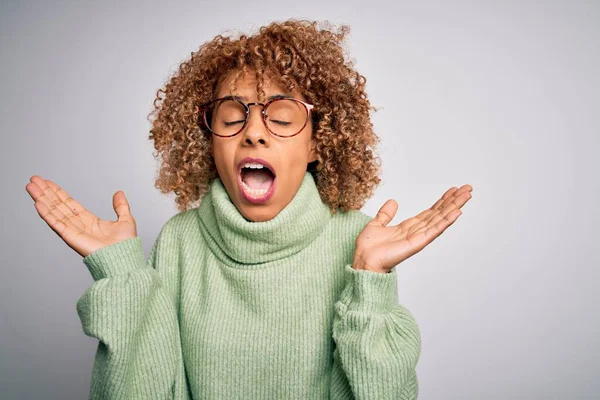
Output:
[{"xmin": 197, "ymin": 95, "xmax": 314, "ymax": 138}]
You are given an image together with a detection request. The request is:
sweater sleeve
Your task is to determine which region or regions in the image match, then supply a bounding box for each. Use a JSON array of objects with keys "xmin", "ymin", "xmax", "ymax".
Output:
[
  {"xmin": 75, "ymin": 225, "xmax": 191, "ymax": 400},
  {"xmin": 329, "ymin": 264, "xmax": 421, "ymax": 400}
]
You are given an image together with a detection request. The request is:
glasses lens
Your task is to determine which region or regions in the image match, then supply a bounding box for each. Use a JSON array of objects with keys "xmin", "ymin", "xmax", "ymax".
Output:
[
  {"xmin": 265, "ymin": 99, "xmax": 308, "ymax": 137},
  {"xmin": 204, "ymin": 98, "xmax": 309, "ymax": 137},
  {"xmin": 206, "ymin": 99, "xmax": 246, "ymax": 136}
]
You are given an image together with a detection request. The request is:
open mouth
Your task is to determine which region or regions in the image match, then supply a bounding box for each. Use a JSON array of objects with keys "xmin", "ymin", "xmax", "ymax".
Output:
[{"xmin": 238, "ymin": 162, "xmax": 276, "ymax": 203}]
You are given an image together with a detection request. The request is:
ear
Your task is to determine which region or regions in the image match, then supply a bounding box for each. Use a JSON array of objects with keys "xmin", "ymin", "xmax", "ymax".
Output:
[{"xmin": 308, "ymin": 137, "xmax": 318, "ymax": 163}]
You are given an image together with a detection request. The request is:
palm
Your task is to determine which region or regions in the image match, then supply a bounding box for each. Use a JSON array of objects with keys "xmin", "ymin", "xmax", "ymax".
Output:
[
  {"xmin": 25, "ymin": 175, "xmax": 137, "ymax": 258},
  {"xmin": 354, "ymin": 184, "xmax": 473, "ymax": 273}
]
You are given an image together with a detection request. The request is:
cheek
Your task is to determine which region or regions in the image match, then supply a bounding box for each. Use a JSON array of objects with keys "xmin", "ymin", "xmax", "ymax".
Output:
[
  {"xmin": 211, "ymin": 143, "xmax": 234, "ymax": 175},
  {"xmin": 283, "ymin": 145, "xmax": 311, "ymax": 171},
  {"xmin": 212, "ymin": 141, "xmax": 231, "ymax": 161}
]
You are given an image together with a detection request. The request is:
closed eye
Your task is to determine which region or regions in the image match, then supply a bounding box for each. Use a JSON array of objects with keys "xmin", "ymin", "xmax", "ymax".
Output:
[
  {"xmin": 224, "ymin": 120, "xmax": 245, "ymax": 126},
  {"xmin": 270, "ymin": 120, "xmax": 291, "ymax": 126}
]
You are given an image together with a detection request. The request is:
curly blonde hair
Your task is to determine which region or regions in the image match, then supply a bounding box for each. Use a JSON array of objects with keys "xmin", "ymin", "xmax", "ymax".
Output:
[{"xmin": 148, "ymin": 19, "xmax": 382, "ymax": 213}]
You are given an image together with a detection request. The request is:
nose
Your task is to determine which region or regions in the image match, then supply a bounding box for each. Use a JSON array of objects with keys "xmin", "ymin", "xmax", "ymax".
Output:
[{"xmin": 241, "ymin": 104, "xmax": 270, "ymax": 146}]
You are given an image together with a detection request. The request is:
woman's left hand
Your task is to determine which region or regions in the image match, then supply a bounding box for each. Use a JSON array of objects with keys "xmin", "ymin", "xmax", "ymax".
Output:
[{"xmin": 353, "ymin": 184, "xmax": 473, "ymax": 274}]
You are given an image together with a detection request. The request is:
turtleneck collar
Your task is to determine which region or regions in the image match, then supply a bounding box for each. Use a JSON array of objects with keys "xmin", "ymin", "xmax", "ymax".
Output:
[{"xmin": 197, "ymin": 171, "xmax": 333, "ymax": 268}]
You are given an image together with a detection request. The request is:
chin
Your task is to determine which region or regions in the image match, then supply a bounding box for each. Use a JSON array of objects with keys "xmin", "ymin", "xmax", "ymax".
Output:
[{"xmin": 240, "ymin": 208, "xmax": 278, "ymax": 222}]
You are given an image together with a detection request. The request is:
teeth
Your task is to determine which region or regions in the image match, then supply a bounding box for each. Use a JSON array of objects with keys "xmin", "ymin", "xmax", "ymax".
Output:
[
  {"xmin": 241, "ymin": 180, "xmax": 268, "ymax": 197},
  {"xmin": 243, "ymin": 163, "xmax": 266, "ymax": 170}
]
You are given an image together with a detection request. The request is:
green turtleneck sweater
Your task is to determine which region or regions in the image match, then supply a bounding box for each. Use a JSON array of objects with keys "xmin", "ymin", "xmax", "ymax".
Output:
[{"xmin": 76, "ymin": 171, "xmax": 421, "ymax": 399}]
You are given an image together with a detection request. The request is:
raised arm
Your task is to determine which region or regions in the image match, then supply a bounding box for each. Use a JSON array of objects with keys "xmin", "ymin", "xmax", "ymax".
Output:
[
  {"xmin": 329, "ymin": 183, "xmax": 472, "ymax": 398},
  {"xmin": 76, "ymin": 232, "xmax": 190, "ymax": 399},
  {"xmin": 25, "ymin": 176, "xmax": 190, "ymax": 399},
  {"xmin": 329, "ymin": 264, "xmax": 420, "ymax": 400}
]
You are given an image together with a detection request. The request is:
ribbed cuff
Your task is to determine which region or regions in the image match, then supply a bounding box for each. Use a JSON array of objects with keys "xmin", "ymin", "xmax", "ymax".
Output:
[
  {"xmin": 82, "ymin": 237, "xmax": 146, "ymax": 281},
  {"xmin": 337, "ymin": 264, "xmax": 399, "ymax": 313}
]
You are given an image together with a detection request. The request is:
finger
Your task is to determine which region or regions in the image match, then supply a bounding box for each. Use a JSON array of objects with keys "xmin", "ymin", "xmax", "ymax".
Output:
[
  {"xmin": 45, "ymin": 180, "xmax": 87, "ymax": 217},
  {"xmin": 429, "ymin": 187, "xmax": 459, "ymax": 211},
  {"xmin": 28, "ymin": 176, "xmax": 70, "ymax": 223},
  {"xmin": 409, "ymin": 208, "xmax": 462, "ymax": 253},
  {"xmin": 32, "ymin": 197, "xmax": 84, "ymax": 242},
  {"xmin": 412, "ymin": 207, "xmax": 435, "ymax": 225},
  {"xmin": 398, "ymin": 184, "xmax": 472, "ymax": 235},
  {"xmin": 423, "ymin": 205, "xmax": 462, "ymax": 233},
  {"xmin": 411, "ymin": 194, "xmax": 446, "ymax": 224},
  {"xmin": 397, "ymin": 216, "xmax": 424, "ymax": 233},
  {"xmin": 430, "ymin": 184, "xmax": 473, "ymax": 211},
  {"xmin": 29, "ymin": 178, "xmax": 88, "ymax": 237},
  {"xmin": 436, "ymin": 185, "xmax": 472, "ymax": 211},
  {"xmin": 26, "ymin": 176, "xmax": 52, "ymax": 204},
  {"xmin": 439, "ymin": 190, "xmax": 472, "ymax": 216},
  {"xmin": 45, "ymin": 179, "xmax": 89, "ymax": 231},
  {"xmin": 423, "ymin": 208, "xmax": 462, "ymax": 243},
  {"xmin": 423, "ymin": 190, "xmax": 472, "ymax": 227},
  {"xmin": 406, "ymin": 216, "xmax": 428, "ymax": 236},
  {"xmin": 370, "ymin": 199, "xmax": 398, "ymax": 227},
  {"xmin": 32, "ymin": 200, "xmax": 66, "ymax": 235},
  {"xmin": 407, "ymin": 190, "xmax": 455, "ymax": 233},
  {"xmin": 113, "ymin": 191, "xmax": 133, "ymax": 222}
]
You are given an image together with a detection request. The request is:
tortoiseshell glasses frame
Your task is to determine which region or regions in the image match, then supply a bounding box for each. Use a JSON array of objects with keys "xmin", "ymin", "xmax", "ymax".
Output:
[{"xmin": 196, "ymin": 95, "xmax": 314, "ymax": 138}]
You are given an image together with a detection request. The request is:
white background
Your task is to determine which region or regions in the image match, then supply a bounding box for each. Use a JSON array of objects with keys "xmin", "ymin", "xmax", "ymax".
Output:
[{"xmin": 2, "ymin": 0, "xmax": 598, "ymax": 398}]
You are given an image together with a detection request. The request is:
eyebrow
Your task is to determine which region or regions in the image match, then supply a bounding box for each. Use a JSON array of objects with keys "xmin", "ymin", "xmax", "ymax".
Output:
[{"xmin": 221, "ymin": 94, "xmax": 292, "ymax": 101}]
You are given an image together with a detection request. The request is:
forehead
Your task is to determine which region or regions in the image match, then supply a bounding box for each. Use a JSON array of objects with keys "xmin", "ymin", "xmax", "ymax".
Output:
[{"xmin": 215, "ymin": 69, "xmax": 301, "ymax": 99}]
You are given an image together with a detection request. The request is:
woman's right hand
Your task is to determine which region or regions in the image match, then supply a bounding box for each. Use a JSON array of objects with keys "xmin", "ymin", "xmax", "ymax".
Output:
[{"xmin": 25, "ymin": 175, "xmax": 138, "ymax": 258}]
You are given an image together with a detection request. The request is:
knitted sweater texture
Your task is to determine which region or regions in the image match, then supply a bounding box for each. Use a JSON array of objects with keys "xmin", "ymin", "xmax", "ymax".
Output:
[{"xmin": 76, "ymin": 171, "xmax": 421, "ymax": 399}]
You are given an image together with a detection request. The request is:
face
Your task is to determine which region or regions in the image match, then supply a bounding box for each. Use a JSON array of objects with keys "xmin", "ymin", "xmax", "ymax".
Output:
[{"xmin": 209, "ymin": 70, "xmax": 318, "ymax": 222}]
